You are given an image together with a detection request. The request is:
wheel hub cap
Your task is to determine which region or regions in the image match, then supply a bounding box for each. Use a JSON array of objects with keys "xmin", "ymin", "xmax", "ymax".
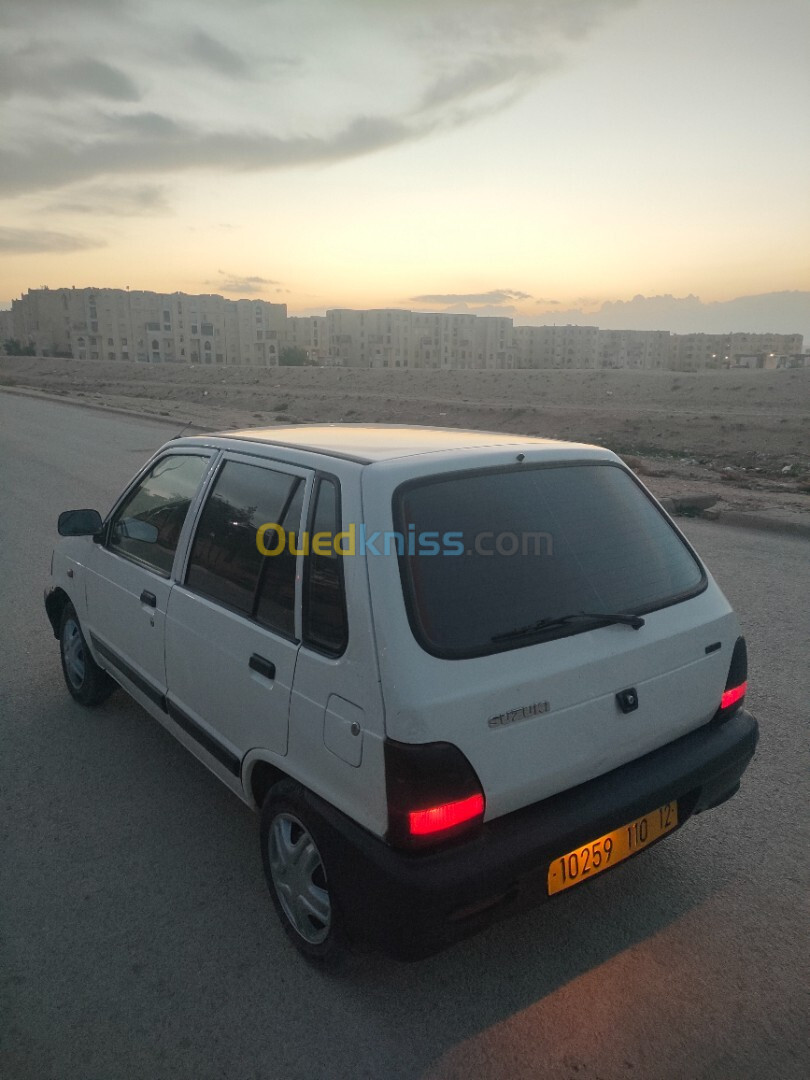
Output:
[
  {"xmin": 62, "ymin": 618, "xmax": 86, "ymax": 688},
  {"xmin": 268, "ymin": 813, "xmax": 331, "ymax": 945}
]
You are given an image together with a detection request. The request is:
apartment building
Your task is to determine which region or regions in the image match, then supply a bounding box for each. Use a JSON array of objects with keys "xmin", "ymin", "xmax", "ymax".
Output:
[
  {"xmin": 666, "ymin": 333, "xmax": 730, "ymax": 370},
  {"xmin": 364, "ymin": 309, "xmax": 414, "ymax": 369},
  {"xmin": 11, "ymin": 287, "xmax": 287, "ymax": 367},
  {"xmin": 597, "ymin": 329, "xmax": 670, "ymax": 369},
  {"xmin": 474, "ymin": 317, "xmax": 516, "ymax": 369},
  {"xmin": 514, "ymin": 325, "xmax": 599, "ymax": 369},
  {"xmin": 324, "ymin": 309, "xmax": 517, "ymax": 369},
  {"xmin": 326, "ymin": 309, "xmax": 364, "ymax": 367},
  {"xmin": 0, "ymin": 308, "xmax": 17, "ymax": 344},
  {"xmin": 411, "ymin": 311, "xmax": 444, "ymax": 368},
  {"xmin": 727, "ymin": 332, "xmax": 803, "ymax": 367},
  {"xmin": 665, "ymin": 332, "xmax": 804, "ymax": 370},
  {"xmin": 326, "ymin": 308, "xmax": 415, "ymax": 368},
  {"xmin": 436, "ymin": 313, "xmax": 477, "ymax": 369},
  {"xmin": 9, "ymin": 287, "xmax": 803, "ymax": 372},
  {"xmin": 11, "ymin": 288, "xmax": 77, "ymax": 355},
  {"xmin": 285, "ymin": 315, "xmax": 328, "ymax": 363}
]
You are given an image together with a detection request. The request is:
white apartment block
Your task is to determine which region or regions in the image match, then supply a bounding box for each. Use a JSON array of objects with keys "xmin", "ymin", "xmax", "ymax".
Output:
[
  {"xmin": 597, "ymin": 329, "xmax": 670, "ymax": 370},
  {"xmin": 667, "ymin": 332, "xmax": 804, "ymax": 370},
  {"xmin": 285, "ymin": 316, "xmax": 328, "ymax": 363},
  {"xmin": 0, "ymin": 308, "xmax": 17, "ymax": 343},
  {"xmin": 436, "ymin": 313, "xmax": 477, "ymax": 369},
  {"xmin": 325, "ymin": 310, "xmax": 517, "ymax": 369},
  {"xmin": 11, "ymin": 287, "xmax": 286, "ymax": 367},
  {"xmin": 8, "ymin": 287, "xmax": 804, "ymax": 372},
  {"xmin": 727, "ymin": 332, "xmax": 803, "ymax": 366},
  {"xmin": 411, "ymin": 311, "xmax": 445, "ymax": 368},
  {"xmin": 411, "ymin": 311, "xmax": 478, "ymax": 368},
  {"xmin": 435, "ymin": 313, "xmax": 477, "ymax": 369},
  {"xmin": 668, "ymin": 333, "xmax": 731, "ymax": 371},
  {"xmin": 11, "ymin": 288, "xmax": 77, "ymax": 355},
  {"xmin": 474, "ymin": 317, "xmax": 516, "ymax": 369},
  {"xmin": 326, "ymin": 309, "xmax": 415, "ymax": 368},
  {"xmin": 363, "ymin": 309, "xmax": 414, "ymax": 369},
  {"xmin": 514, "ymin": 325, "xmax": 599, "ymax": 369}
]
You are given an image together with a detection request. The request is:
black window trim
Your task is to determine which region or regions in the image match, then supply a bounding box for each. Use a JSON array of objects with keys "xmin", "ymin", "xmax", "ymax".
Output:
[
  {"xmin": 392, "ymin": 458, "xmax": 708, "ymax": 661},
  {"xmin": 178, "ymin": 451, "xmax": 312, "ymax": 644},
  {"xmin": 101, "ymin": 449, "xmax": 215, "ymax": 580},
  {"xmin": 301, "ymin": 470, "xmax": 350, "ymax": 658}
]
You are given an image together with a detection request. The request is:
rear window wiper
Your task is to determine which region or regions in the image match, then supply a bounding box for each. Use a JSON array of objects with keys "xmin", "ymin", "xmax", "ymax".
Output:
[{"xmin": 492, "ymin": 611, "xmax": 645, "ymax": 643}]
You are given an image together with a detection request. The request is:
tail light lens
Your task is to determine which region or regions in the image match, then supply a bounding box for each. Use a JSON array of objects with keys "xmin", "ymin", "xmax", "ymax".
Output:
[
  {"xmin": 720, "ymin": 682, "xmax": 747, "ymax": 711},
  {"xmin": 384, "ymin": 739, "xmax": 486, "ymax": 849},
  {"xmin": 713, "ymin": 636, "xmax": 748, "ymax": 724},
  {"xmin": 409, "ymin": 794, "xmax": 485, "ymax": 837}
]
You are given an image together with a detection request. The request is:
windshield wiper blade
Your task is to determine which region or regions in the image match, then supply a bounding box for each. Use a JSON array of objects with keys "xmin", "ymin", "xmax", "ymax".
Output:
[{"xmin": 492, "ymin": 611, "xmax": 645, "ymax": 643}]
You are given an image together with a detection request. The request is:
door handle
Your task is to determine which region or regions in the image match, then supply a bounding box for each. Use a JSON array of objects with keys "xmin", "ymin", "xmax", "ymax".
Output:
[
  {"xmin": 140, "ymin": 590, "xmax": 157, "ymax": 608},
  {"xmin": 249, "ymin": 654, "xmax": 276, "ymax": 681}
]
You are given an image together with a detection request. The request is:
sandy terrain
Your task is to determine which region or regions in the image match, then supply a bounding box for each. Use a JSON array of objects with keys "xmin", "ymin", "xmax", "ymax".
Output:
[{"xmin": 2, "ymin": 355, "xmax": 809, "ymax": 521}]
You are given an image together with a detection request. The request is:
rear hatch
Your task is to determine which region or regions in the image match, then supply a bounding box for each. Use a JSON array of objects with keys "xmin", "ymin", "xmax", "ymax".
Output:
[{"xmin": 365, "ymin": 454, "xmax": 738, "ymax": 821}]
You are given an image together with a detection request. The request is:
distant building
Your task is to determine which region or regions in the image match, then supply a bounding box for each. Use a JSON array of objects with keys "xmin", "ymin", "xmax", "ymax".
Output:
[
  {"xmin": 0, "ymin": 308, "xmax": 15, "ymax": 345},
  {"xmin": 475, "ymin": 317, "xmax": 516, "ymax": 369},
  {"xmin": 285, "ymin": 315, "xmax": 328, "ymax": 363},
  {"xmin": 666, "ymin": 331, "xmax": 803, "ymax": 370},
  {"xmin": 11, "ymin": 287, "xmax": 286, "ymax": 366},
  {"xmin": 326, "ymin": 308, "xmax": 415, "ymax": 368},
  {"xmin": 515, "ymin": 325, "xmax": 598, "ymax": 368},
  {"xmin": 734, "ymin": 351, "xmax": 807, "ymax": 370},
  {"xmin": 598, "ymin": 329, "xmax": 670, "ymax": 369},
  {"xmin": 434, "ymin": 313, "xmax": 477, "ymax": 370},
  {"xmin": 8, "ymin": 286, "xmax": 804, "ymax": 372},
  {"xmin": 11, "ymin": 288, "xmax": 75, "ymax": 355},
  {"xmin": 363, "ymin": 309, "xmax": 414, "ymax": 369}
]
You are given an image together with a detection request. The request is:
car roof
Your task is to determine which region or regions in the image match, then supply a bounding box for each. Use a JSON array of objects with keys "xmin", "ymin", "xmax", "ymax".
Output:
[{"xmin": 171, "ymin": 424, "xmax": 612, "ymax": 466}]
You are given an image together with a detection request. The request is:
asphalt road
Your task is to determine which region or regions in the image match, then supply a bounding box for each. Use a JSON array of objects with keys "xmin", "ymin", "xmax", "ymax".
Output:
[{"xmin": 1, "ymin": 392, "xmax": 808, "ymax": 1080}]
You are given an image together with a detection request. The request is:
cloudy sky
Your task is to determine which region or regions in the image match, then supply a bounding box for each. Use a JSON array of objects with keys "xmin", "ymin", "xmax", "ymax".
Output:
[{"xmin": 1, "ymin": 0, "xmax": 809, "ymax": 338}]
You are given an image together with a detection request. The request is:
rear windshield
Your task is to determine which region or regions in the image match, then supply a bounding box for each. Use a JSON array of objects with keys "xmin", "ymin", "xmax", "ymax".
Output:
[{"xmin": 394, "ymin": 462, "xmax": 705, "ymax": 658}]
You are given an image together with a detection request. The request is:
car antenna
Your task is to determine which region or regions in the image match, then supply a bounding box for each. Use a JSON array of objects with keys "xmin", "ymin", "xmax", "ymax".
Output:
[{"xmin": 171, "ymin": 420, "xmax": 194, "ymax": 440}]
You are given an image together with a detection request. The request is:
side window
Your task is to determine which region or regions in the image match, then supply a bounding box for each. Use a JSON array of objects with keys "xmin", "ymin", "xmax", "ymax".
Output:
[
  {"xmin": 185, "ymin": 460, "xmax": 299, "ymax": 625},
  {"xmin": 109, "ymin": 454, "xmax": 209, "ymax": 576},
  {"xmin": 255, "ymin": 481, "xmax": 304, "ymax": 637},
  {"xmin": 303, "ymin": 477, "xmax": 348, "ymax": 655}
]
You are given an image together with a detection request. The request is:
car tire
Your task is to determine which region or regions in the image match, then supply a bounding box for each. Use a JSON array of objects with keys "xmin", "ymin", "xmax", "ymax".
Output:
[
  {"xmin": 260, "ymin": 779, "xmax": 346, "ymax": 964},
  {"xmin": 59, "ymin": 602, "xmax": 116, "ymax": 706}
]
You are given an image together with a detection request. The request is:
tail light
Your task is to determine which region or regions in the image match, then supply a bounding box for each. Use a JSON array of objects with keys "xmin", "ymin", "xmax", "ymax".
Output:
[
  {"xmin": 713, "ymin": 636, "xmax": 747, "ymax": 724},
  {"xmin": 384, "ymin": 739, "xmax": 486, "ymax": 849}
]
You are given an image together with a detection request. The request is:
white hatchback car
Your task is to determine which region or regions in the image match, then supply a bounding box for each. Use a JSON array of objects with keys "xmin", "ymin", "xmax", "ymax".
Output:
[{"xmin": 46, "ymin": 425, "xmax": 758, "ymax": 961}]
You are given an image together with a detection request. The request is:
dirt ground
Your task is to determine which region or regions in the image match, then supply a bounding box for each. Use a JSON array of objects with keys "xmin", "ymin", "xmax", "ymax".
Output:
[{"xmin": 2, "ymin": 355, "xmax": 809, "ymax": 521}]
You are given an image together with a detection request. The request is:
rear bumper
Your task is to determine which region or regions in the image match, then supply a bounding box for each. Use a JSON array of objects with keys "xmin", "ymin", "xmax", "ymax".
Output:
[{"xmin": 311, "ymin": 709, "xmax": 758, "ymax": 960}]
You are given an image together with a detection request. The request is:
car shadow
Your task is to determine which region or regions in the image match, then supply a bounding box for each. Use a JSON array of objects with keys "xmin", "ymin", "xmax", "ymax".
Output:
[{"xmin": 5, "ymin": 685, "xmax": 726, "ymax": 1080}]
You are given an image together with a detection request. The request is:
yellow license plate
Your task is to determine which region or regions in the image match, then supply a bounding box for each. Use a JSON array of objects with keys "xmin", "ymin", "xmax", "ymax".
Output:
[{"xmin": 547, "ymin": 800, "xmax": 679, "ymax": 896}]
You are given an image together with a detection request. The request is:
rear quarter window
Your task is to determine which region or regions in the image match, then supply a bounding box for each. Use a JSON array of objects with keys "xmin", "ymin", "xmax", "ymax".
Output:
[{"xmin": 302, "ymin": 477, "xmax": 348, "ymax": 655}]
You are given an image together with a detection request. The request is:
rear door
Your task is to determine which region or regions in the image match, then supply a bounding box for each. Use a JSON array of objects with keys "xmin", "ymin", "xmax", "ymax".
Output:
[{"xmin": 164, "ymin": 453, "xmax": 311, "ymax": 785}]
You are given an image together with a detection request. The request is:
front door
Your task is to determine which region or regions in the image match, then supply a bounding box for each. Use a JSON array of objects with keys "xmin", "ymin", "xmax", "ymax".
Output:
[{"xmin": 84, "ymin": 451, "xmax": 212, "ymax": 709}]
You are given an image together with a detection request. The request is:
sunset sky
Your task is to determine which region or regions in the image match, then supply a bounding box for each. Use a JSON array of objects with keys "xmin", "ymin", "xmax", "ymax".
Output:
[{"xmin": 1, "ymin": 0, "xmax": 809, "ymax": 337}]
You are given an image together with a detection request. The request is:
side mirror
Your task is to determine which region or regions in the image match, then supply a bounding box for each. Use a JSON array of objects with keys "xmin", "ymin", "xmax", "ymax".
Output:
[
  {"xmin": 115, "ymin": 517, "xmax": 159, "ymax": 544},
  {"xmin": 57, "ymin": 509, "xmax": 104, "ymax": 537}
]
